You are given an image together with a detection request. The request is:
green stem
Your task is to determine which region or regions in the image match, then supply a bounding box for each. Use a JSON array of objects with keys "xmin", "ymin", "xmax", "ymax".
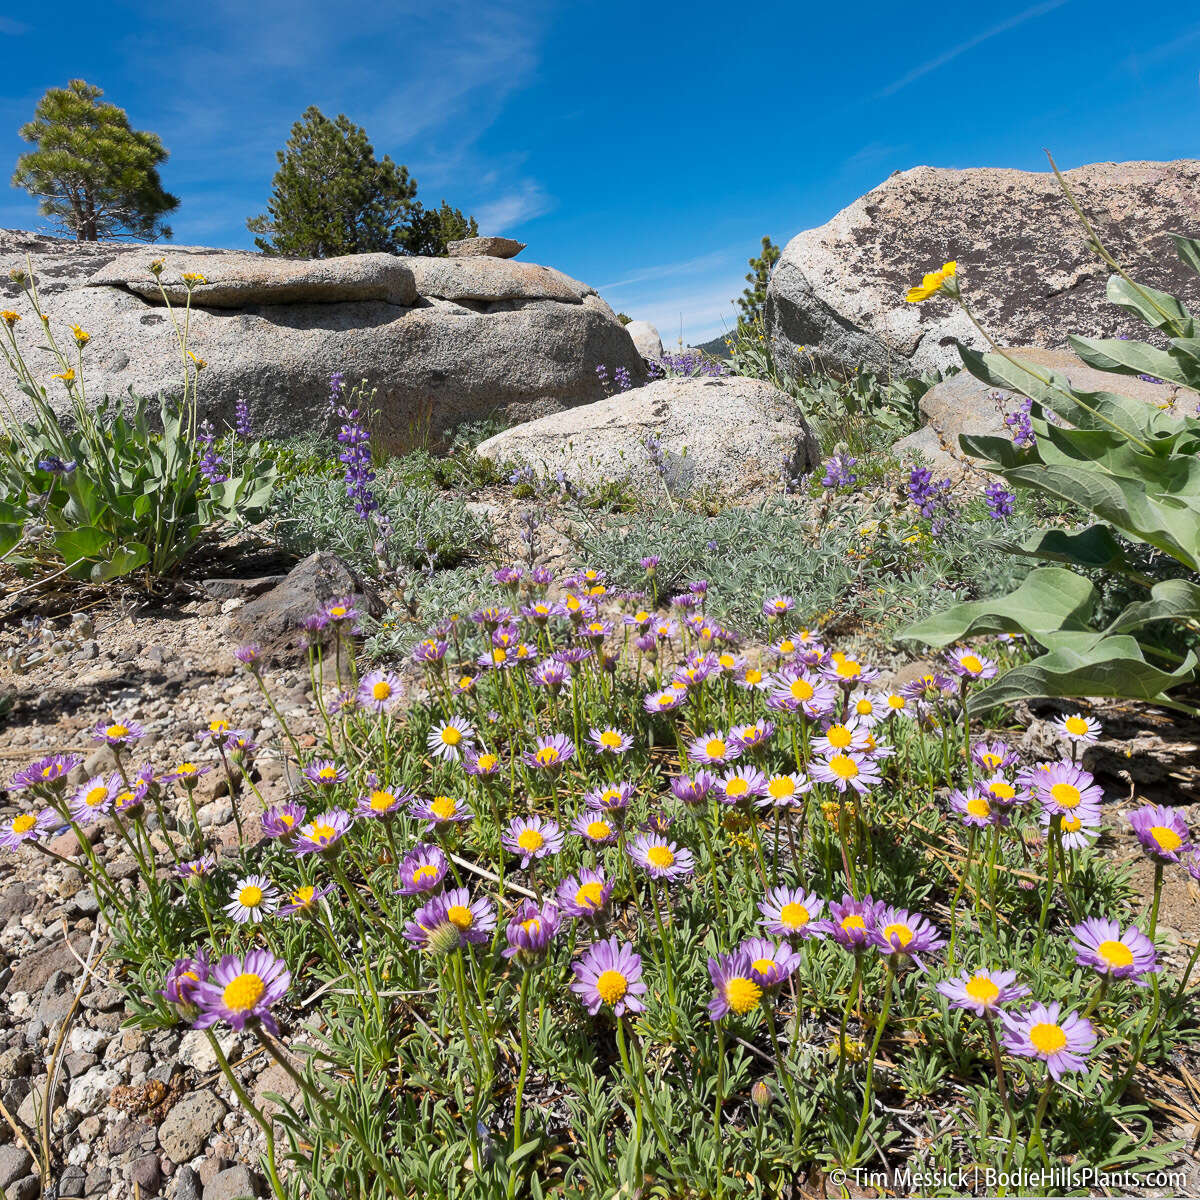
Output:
[{"xmin": 846, "ymin": 962, "xmax": 894, "ymax": 1166}]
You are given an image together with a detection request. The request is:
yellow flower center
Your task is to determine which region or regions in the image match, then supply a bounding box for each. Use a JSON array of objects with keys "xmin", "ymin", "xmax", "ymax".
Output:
[
  {"xmin": 835, "ymin": 659, "xmax": 861, "ymax": 678},
  {"xmin": 209, "ymin": 719, "xmax": 229, "ymax": 733},
  {"xmin": 841, "ymin": 915, "xmax": 866, "ymax": 933},
  {"xmin": 855, "ymin": 699, "xmax": 874, "ymax": 715},
  {"xmin": 646, "ymin": 844, "xmax": 675, "ymax": 868},
  {"xmin": 826, "ymin": 725, "xmax": 854, "ymax": 748},
  {"xmin": 595, "ymin": 970, "xmax": 628, "ymax": 1005},
  {"xmin": 238, "ymin": 885, "xmax": 264, "ymax": 907},
  {"xmin": 1064, "ymin": 716, "xmax": 1090, "ymax": 735},
  {"xmin": 768, "ymin": 777, "xmax": 795, "ymax": 799},
  {"xmin": 85, "ymin": 786, "xmax": 108, "ymax": 807},
  {"xmin": 745, "ymin": 669, "xmax": 762, "ymax": 685},
  {"xmin": 887, "ymin": 694, "xmax": 906, "ymax": 709},
  {"xmin": 476, "ymin": 754, "xmax": 498, "ymax": 770},
  {"xmin": 964, "ymin": 976, "xmax": 1001, "ymax": 1006},
  {"xmin": 447, "ymin": 905, "xmax": 473, "ymax": 929},
  {"xmin": 223, "ymin": 972, "xmax": 266, "ymax": 1012},
  {"xmin": 828, "ymin": 754, "xmax": 859, "ymax": 780},
  {"xmin": 308, "ymin": 821, "xmax": 336, "ymax": 842},
  {"xmin": 517, "ymin": 829, "xmax": 544, "ymax": 852},
  {"xmin": 431, "ymin": 797, "xmax": 457, "ymax": 820},
  {"xmin": 789, "ymin": 679, "xmax": 814, "ymax": 701},
  {"xmin": 882, "ymin": 922, "xmax": 913, "ymax": 947},
  {"xmin": 290, "ymin": 886, "xmax": 316, "ymax": 907},
  {"xmin": 779, "ymin": 902, "xmax": 810, "ymax": 929},
  {"xmin": 1029, "ymin": 1022, "xmax": 1067, "ymax": 1055},
  {"xmin": 966, "ymin": 797, "xmax": 992, "ymax": 819},
  {"xmin": 986, "ymin": 781, "xmax": 1015, "ymax": 801},
  {"xmin": 575, "ymin": 882, "xmax": 604, "ymax": 909},
  {"xmin": 718, "ymin": 654, "xmax": 736, "ymax": 669},
  {"xmin": 521, "ymin": 917, "xmax": 541, "ymax": 935},
  {"xmin": 412, "ymin": 865, "xmax": 439, "ymax": 885},
  {"xmin": 1062, "ymin": 813, "xmax": 1083, "ymax": 833},
  {"xmin": 600, "ymin": 731, "xmax": 623, "ymax": 748},
  {"xmin": 281, "ymin": 813, "xmax": 296, "ymax": 828},
  {"xmin": 959, "ymin": 654, "xmax": 983, "ymax": 674},
  {"xmin": 1098, "ymin": 939, "xmax": 1134, "ymax": 968},
  {"xmin": 492, "ymin": 648, "xmax": 508, "ymax": 663},
  {"xmin": 1049, "ymin": 783, "xmax": 1080, "ymax": 809},
  {"xmin": 751, "ymin": 957, "xmax": 776, "ymax": 976},
  {"xmin": 535, "ymin": 747, "xmax": 560, "ymax": 766},
  {"xmin": 586, "ymin": 820, "xmax": 612, "ymax": 840},
  {"xmin": 328, "ymin": 606, "xmax": 347, "ymax": 618},
  {"xmin": 106, "ymin": 723, "xmax": 128, "ymax": 738},
  {"xmin": 372, "ymin": 681, "xmax": 392, "ymax": 701},
  {"xmin": 979, "ymin": 753, "xmax": 1003, "ymax": 771},
  {"xmin": 11, "ymin": 815, "xmax": 36, "ymax": 834},
  {"xmin": 724, "ymin": 976, "xmax": 762, "ymax": 1014},
  {"xmin": 370, "ymin": 791, "xmax": 398, "ymax": 812},
  {"xmin": 441, "ymin": 726, "xmax": 463, "ymax": 746},
  {"xmin": 1150, "ymin": 826, "xmax": 1182, "ymax": 852},
  {"xmin": 317, "ymin": 766, "xmax": 338, "ymax": 781}
]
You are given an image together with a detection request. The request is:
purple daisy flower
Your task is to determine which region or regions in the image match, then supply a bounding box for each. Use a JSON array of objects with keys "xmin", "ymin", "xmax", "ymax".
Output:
[
  {"xmin": 763, "ymin": 595, "xmax": 795, "ymax": 619},
  {"xmin": 0, "ymin": 808, "xmax": 57, "ymax": 851},
  {"xmin": 948, "ymin": 787, "xmax": 1004, "ymax": 829},
  {"xmin": 571, "ymin": 937, "xmax": 646, "ymax": 1015},
  {"xmin": 871, "ymin": 905, "xmax": 946, "ymax": 965},
  {"xmin": 9, "ymin": 753, "xmax": 83, "ymax": 792},
  {"xmin": 292, "ymin": 809, "xmax": 354, "ymax": 855},
  {"xmin": 1002, "ymin": 1002, "xmax": 1095, "ymax": 1080},
  {"xmin": 397, "ymin": 843, "xmax": 449, "ymax": 895},
  {"xmin": 899, "ymin": 671, "xmax": 956, "ymax": 702},
  {"xmin": 972, "ymin": 741, "xmax": 1016, "ymax": 774},
  {"xmin": 278, "ymin": 883, "xmax": 336, "ymax": 918},
  {"xmin": 555, "ymin": 868, "xmax": 613, "ymax": 921},
  {"xmin": 818, "ymin": 894, "xmax": 881, "ymax": 951},
  {"xmin": 463, "ymin": 749, "xmax": 502, "ymax": 776},
  {"xmin": 409, "ymin": 794, "xmax": 473, "ymax": 832},
  {"xmin": 503, "ymin": 900, "xmax": 562, "ymax": 962},
  {"xmin": 688, "ymin": 730, "xmax": 742, "ymax": 766},
  {"xmin": 261, "ymin": 802, "xmax": 306, "ymax": 840},
  {"xmin": 1070, "ymin": 917, "xmax": 1158, "ymax": 982},
  {"xmin": 821, "ymin": 655, "xmax": 879, "ymax": 688},
  {"xmin": 412, "ymin": 638, "xmax": 449, "ymax": 667},
  {"xmin": 403, "ymin": 887, "xmax": 496, "ymax": 951},
  {"xmin": 1057, "ymin": 713, "xmax": 1102, "ymax": 744},
  {"xmin": 572, "ymin": 810, "xmax": 619, "ymax": 845},
  {"xmin": 355, "ymin": 787, "xmax": 411, "ymax": 820},
  {"xmin": 669, "ymin": 772, "xmax": 717, "ymax": 806},
  {"xmin": 502, "ymin": 816, "xmax": 563, "ymax": 867},
  {"xmin": 810, "ymin": 751, "xmax": 881, "ymax": 795},
  {"xmin": 643, "ymin": 688, "xmax": 687, "ymax": 714},
  {"xmin": 357, "ymin": 669, "xmax": 403, "ymax": 714},
  {"xmin": 730, "ymin": 720, "xmax": 775, "ymax": 753},
  {"xmin": 160, "ymin": 951, "xmax": 211, "ymax": 1017},
  {"xmin": 768, "ymin": 667, "xmax": 837, "ymax": 717},
  {"xmin": 582, "ymin": 781, "xmax": 636, "ymax": 813},
  {"xmin": 978, "ymin": 775, "xmax": 1027, "ymax": 810},
  {"xmin": 713, "ymin": 766, "xmax": 769, "ymax": 806},
  {"xmin": 946, "ymin": 648, "xmax": 998, "ymax": 681},
  {"xmin": 524, "ymin": 733, "xmax": 576, "ymax": 772},
  {"xmin": 587, "ymin": 727, "xmax": 633, "ymax": 756},
  {"xmin": 757, "ymin": 772, "xmax": 811, "ymax": 810},
  {"xmin": 707, "ymin": 950, "xmax": 764, "ymax": 1020},
  {"xmin": 192, "ymin": 949, "xmax": 291, "ymax": 1035},
  {"xmin": 233, "ymin": 644, "xmax": 264, "ymax": 671},
  {"xmin": 302, "ymin": 760, "xmax": 347, "ymax": 789},
  {"xmin": 91, "ymin": 718, "xmax": 145, "ymax": 747},
  {"xmin": 1042, "ymin": 805, "xmax": 1100, "ymax": 850},
  {"xmin": 175, "ymin": 853, "xmax": 217, "ymax": 880},
  {"xmin": 739, "ymin": 936, "xmax": 801, "ymax": 990},
  {"xmin": 811, "ymin": 719, "xmax": 870, "ymax": 758},
  {"xmin": 626, "ymin": 834, "xmax": 694, "ymax": 880},
  {"xmin": 1129, "ymin": 804, "xmax": 1192, "ymax": 863},
  {"xmin": 758, "ymin": 886, "xmax": 826, "ymax": 942},
  {"xmin": 936, "ymin": 968, "xmax": 1030, "ymax": 1019},
  {"xmin": 1032, "ymin": 762, "xmax": 1103, "ymax": 817},
  {"xmin": 322, "ymin": 598, "xmax": 358, "ymax": 626},
  {"xmin": 69, "ymin": 774, "xmax": 117, "ymax": 824}
]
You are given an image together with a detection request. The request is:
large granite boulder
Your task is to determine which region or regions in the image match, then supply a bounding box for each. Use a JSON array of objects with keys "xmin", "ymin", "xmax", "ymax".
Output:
[
  {"xmin": 0, "ymin": 231, "xmax": 643, "ymax": 450},
  {"xmin": 893, "ymin": 346, "xmax": 1198, "ymax": 476},
  {"xmin": 474, "ymin": 375, "xmax": 820, "ymax": 495},
  {"xmin": 624, "ymin": 320, "xmax": 663, "ymax": 360},
  {"xmin": 447, "ymin": 236, "xmax": 525, "ymax": 259},
  {"xmin": 766, "ymin": 160, "xmax": 1200, "ymax": 377}
]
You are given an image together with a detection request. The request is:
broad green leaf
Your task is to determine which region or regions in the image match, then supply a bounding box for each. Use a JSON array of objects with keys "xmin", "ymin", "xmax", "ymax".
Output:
[
  {"xmin": 967, "ymin": 640, "xmax": 1196, "ymax": 712},
  {"xmin": 1106, "ymin": 274, "xmax": 1194, "ymax": 337},
  {"xmin": 1173, "ymin": 233, "xmax": 1200, "ymax": 278},
  {"xmin": 53, "ymin": 525, "xmax": 112, "ymax": 563},
  {"xmin": 93, "ymin": 542, "xmax": 149, "ymax": 581},
  {"xmin": 1067, "ymin": 335, "xmax": 1195, "ymax": 390},
  {"xmin": 902, "ymin": 567, "xmax": 1097, "ymax": 650},
  {"xmin": 1011, "ymin": 524, "xmax": 1129, "ymax": 573},
  {"xmin": 1106, "ymin": 578, "xmax": 1200, "ymax": 634}
]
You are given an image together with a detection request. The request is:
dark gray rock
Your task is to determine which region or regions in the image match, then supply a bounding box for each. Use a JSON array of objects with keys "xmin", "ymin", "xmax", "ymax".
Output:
[
  {"xmin": 130, "ymin": 1152, "xmax": 164, "ymax": 1195},
  {"xmin": 57, "ymin": 1163, "xmax": 86, "ymax": 1197},
  {"xmin": 203, "ymin": 1165, "xmax": 262, "ymax": 1200},
  {"xmin": 172, "ymin": 1165, "xmax": 203, "ymax": 1200},
  {"xmin": 0, "ymin": 1143, "xmax": 31, "ymax": 1189},
  {"xmin": 157, "ymin": 1090, "xmax": 228, "ymax": 1163}
]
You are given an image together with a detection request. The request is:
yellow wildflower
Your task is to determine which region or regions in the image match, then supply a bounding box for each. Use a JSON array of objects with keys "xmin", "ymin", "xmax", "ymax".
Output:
[
  {"xmin": 0, "ymin": 311, "xmax": 19, "ymax": 327},
  {"xmin": 905, "ymin": 261, "xmax": 957, "ymax": 303},
  {"xmin": 180, "ymin": 272, "xmax": 207, "ymax": 286},
  {"xmin": 53, "ymin": 368, "xmax": 76, "ymax": 384},
  {"xmin": 187, "ymin": 351, "xmax": 207, "ymax": 371},
  {"xmin": 71, "ymin": 324, "xmax": 91, "ymax": 347},
  {"xmin": 148, "ymin": 258, "xmax": 164, "ymax": 276}
]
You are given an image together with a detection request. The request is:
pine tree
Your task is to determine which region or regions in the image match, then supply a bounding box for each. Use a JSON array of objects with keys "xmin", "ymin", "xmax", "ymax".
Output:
[
  {"xmin": 12, "ymin": 80, "xmax": 178, "ymax": 242},
  {"xmin": 736, "ymin": 235, "xmax": 780, "ymax": 332},
  {"xmin": 401, "ymin": 200, "xmax": 479, "ymax": 256}
]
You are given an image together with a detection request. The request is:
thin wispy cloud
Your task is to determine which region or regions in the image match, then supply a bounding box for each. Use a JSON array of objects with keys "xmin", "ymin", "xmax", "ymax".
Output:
[
  {"xmin": 875, "ymin": 0, "xmax": 1070, "ymax": 97},
  {"xmin": 474, "ymin": 181, "xmax": 553, "ymax": 233},
  {"xmin": 0, "ymin": 17, "xmax": 29, "ymax": 35},
  {"xmin": 599, "ymin": 250, "xmax": 739, "ymax": 293},
  {"xmin": 1122, "ymin": 23, "xmax": 1200, "ymax": 72}
]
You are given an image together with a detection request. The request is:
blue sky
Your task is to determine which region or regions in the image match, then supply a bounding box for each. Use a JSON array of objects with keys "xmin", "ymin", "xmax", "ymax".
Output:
[{"xmin": 1, "ymin": 1, "xmax": 1198, "ymax": 343}]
